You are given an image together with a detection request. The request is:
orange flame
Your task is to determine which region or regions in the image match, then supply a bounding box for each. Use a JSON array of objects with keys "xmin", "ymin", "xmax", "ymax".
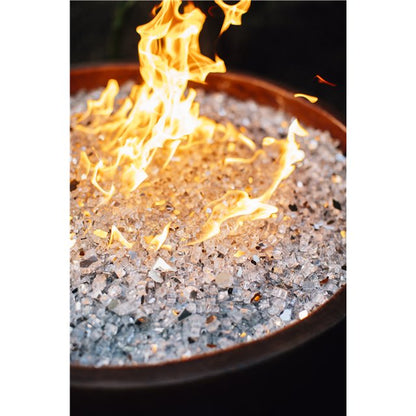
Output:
[{"xmin": 315, "ymin": 74, "xmax": 336, "ymax": 87}]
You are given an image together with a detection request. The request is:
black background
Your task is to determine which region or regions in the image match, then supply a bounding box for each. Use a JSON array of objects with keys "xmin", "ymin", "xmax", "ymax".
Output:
[
  {"xmin": 70, "ymin": 0, "xmax": 346, "ymax": 123},
  {"xmin": 70, "ymin": 2, "xmax": 346, "ymax": 415}
]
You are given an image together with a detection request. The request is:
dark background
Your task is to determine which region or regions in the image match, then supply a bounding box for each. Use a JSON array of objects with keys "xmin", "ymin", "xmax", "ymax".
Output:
[
  {"xmin": 70, "ymin": 0, "xmax": 346, "ymax": 123},
  {"xmin": 70, "ymin": 2, "xmax": 346, "ymax": 415}
]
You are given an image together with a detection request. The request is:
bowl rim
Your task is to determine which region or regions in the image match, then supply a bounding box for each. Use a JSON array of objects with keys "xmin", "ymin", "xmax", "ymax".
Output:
[{"xmin": 70, "ymin": 63, "xmax": 346, "ymax": 390}]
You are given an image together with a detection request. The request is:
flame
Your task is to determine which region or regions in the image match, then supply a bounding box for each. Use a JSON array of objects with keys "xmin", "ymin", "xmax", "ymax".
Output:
[
  {"xmin": 108, "ymin": 225, "xmax": 133, "ymax": 248},
  {"xmin": 73, "ymin": 0, "xmax": 232, "ymax": 197},
  {"xmin": 189, "ymin": 118, "xmax": 306, "ymax": 244},
  {"xmin": 145, "ymin": 221, "xmax": 172, "ymax": 251},
  {"xmin": 315, "ymin": 74, "xmax": 336, "ymax": 87},
  {"xmin": 72, "ymin": 0, "xmax": 307, "ymax": 248},
  {"xmin": 78, "ymin": 151, "xmax": 91, "ymax": 179},
  {"xmin": 294, "ymin": 93, "xmax": 318, "ymax": 103},
  {"xmin": 225, "ymin": 149, "xmax": 265, "ymax": 165},
  {"xmin": 93, "ymin": 229, "xmax": 108, "ymax": 239},
  {"xmin": 214, "ymin": 0, "xmax": 251, "ymax": 35}
]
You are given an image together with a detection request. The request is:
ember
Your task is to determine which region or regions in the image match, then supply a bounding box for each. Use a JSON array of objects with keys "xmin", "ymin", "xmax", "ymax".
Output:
[{"xmin": 314, "ymin": 74, "xmax": 337, "ymax": 87}]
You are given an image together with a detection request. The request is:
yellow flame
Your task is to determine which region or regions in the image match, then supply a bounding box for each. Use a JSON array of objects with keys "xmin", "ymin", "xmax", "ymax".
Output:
[
  {"xmin": 145, "ymin": 221, "xmax": 172, "ymax": 251},
  {"xmin": 189, "ymin": 118, "xmax": 306, "ymax": 244},
  {"xmin": 78, "ymin": 151, "xmax": 91, "ymax": 179},
  {"xmin": 108, "ymin": 225, "xmax": 133, "ymax": 248},
  {"xmin": 215, "ymin": 0, "xmax": 251, "ymax": 35},
  {"xmin": 259, "ymin": 118, "xmax": 307, "ymax": 201},
  {"xmin": 225, "ymin": 149, "xmax": 265, "ymax": 165},
  {"xmin": 74, "ymin": 0, "xmax": 251, "ymax": 196},
  {"xmin": 294, "ymin": 93, "xmax": 318, "ymax": 103},
  {"xmin": 90, "ymin": 160, "xmax": 115, "ymax": 199},
  {"xmin": 93, "ymin": 229, "xmax": 108, "ymax": 239},
  {"xmin": 73, "ymin": 0, "xmax": 307, "ymax": 247}
]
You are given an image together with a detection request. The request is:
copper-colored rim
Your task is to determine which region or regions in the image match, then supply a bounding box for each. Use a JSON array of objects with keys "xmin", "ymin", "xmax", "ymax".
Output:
[{"xmin": 70, "ymin": 63, "xmax": 346, "ymax": 390}]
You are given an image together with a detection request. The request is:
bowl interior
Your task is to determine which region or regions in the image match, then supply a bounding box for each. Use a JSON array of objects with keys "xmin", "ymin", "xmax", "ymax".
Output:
[{"xmin": 70, "ymin": 63, "xmax": 346, "ymax": 389}]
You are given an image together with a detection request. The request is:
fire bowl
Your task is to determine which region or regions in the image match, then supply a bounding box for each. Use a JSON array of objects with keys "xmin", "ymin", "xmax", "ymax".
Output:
[{"xmin": 70, "ymin": 63, "xmax": 346, "ymax": 390}]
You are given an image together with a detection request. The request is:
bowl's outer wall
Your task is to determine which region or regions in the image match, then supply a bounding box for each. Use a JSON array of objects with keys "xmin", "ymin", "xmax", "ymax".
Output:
[{"xmin": 70, "ymin": 64, "xmax": 346, "ymax": 392}]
